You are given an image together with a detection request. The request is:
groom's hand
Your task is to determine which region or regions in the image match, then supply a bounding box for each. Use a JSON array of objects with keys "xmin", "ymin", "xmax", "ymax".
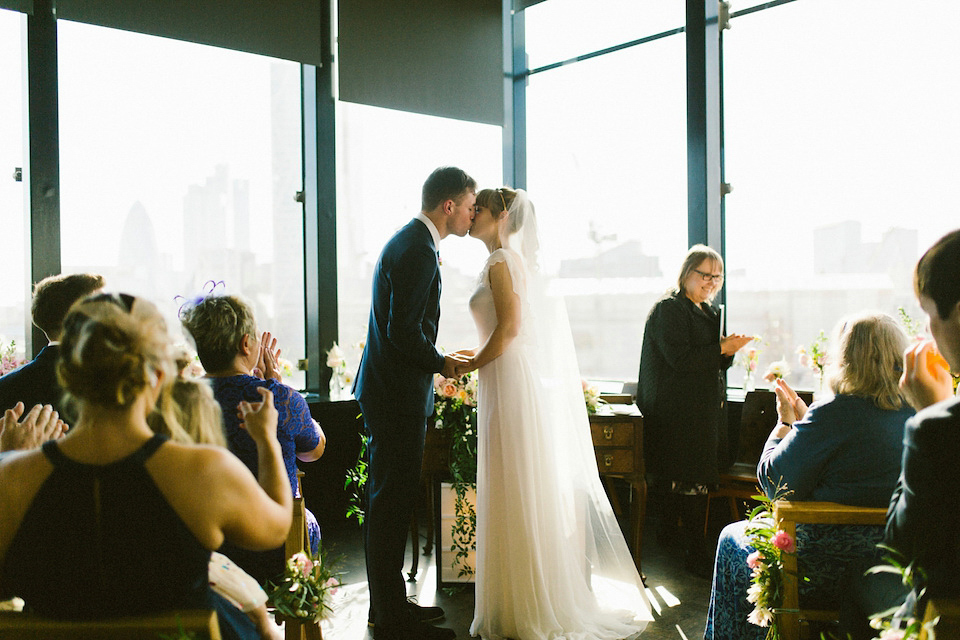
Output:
[{"xmin": 441, "ymin": 354, "xmax": 469, "ymax": 378}]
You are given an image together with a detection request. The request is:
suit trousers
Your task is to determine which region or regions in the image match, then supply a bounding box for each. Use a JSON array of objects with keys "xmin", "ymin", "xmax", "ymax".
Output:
[{"xmin": 360, "ymin": 404, "xmax": 427, "ymax": 627}]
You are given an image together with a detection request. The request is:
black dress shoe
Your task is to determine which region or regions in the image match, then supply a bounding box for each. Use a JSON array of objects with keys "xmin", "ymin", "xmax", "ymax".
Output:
[
  {"xmin": 372, "ymin": 618, "xmax": 456, "ymax": 640},
  {"xmin": 368, "ymin": 598, "xmax": 445, "ymax": 626}
]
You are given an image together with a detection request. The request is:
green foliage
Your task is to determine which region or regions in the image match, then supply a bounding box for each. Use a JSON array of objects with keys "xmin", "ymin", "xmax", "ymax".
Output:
[
  {"xmin": 265, "ymin": 545, "xmax": 343, "ymax": 623},
  {"xmin": 344, "ymin": 430, "xmax": 367, "ymax": 525}
]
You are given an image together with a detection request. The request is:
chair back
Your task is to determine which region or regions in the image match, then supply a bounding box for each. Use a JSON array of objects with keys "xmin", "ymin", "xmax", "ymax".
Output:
[
  {"xmin": 919, "ymin": 597, "xmax": 960, "ymax": 640},
  {"xmin": 774, "ymin": 500, "xmax": 887, "ymax": 640},
  {"xmin": 286, "ymin": 470, "xmax": 309, "ymax": 558},
  {"xmin": 0, "ymin": 609, "xmax": 221, "ymax": 639}
]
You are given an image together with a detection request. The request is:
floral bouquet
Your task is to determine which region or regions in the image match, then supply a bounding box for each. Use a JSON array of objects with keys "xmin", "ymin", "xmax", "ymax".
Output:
[
  {"xmin": 763, "ymin": 359, "xmax": 791, "ymax": 384},
  {"xmin": 744, "ymin": 484, "xmax": 798, "ymax": 639},
  {"xmin": 0, "ymin": 339, "xmax": 26, "ymax": 377},
  {"xmin": 582, "ymin": 379, "xmax": 601, "ymax": 414},
  {"xmin": 865, "ymin": 545, "xmax": 930, "ymax": 640},
  {"xmin": 265, "ymin": 548, "xmax": 342, "ymax": 623},
  {"xmin": 796, "ymin": 330, "xmax": 829, "ymax": 390}
]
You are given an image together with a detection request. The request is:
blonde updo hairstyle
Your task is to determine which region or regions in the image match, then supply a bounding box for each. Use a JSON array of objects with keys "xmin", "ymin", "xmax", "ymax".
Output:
[
  {"xmin": 146, "ymin": 347, "xmax": 225, "ymax": 447},
  {"xmin": 57, "ymin": 294, "xmax": 178, "ymax": 414},
  {"xmin": 825, "ymin": 311, "xmax": 908, "ymax": 410},
  {"xmin": 179, "ymin": 295, "xmax": 257, "ymax": 374}
]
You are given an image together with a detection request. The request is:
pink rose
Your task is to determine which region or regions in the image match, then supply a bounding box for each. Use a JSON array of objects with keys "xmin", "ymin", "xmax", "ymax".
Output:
[
  {"xmin": 442, "ymin": 383, "xmax": 457, "ymax": 398},
  {"xmin": 291, "ymin": 552, "xmax": 314, "ymax": 574},
  {"xmin": 772, "ymin": 530, "xmax": 796, "ymax": 553},
  {"xmin": 324, "ymin": 577, "xmax": 340, "ymax": 595},
  {"xmin": 746, "ymin": 550, "xmax": 763, "ymax": 569}
]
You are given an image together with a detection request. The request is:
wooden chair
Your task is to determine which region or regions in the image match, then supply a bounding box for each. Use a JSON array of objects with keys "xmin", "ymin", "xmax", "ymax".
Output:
[
  {"xmin": 279, "ymin": 469, "xmax": 324, "ymax": 640},
  {"xmin": 773, "ymin": 500, "xmax": 887, "ymax": 640},
  {"xmin": 0, "ymin": 609, "xmax": 221, "ymax": 639},
  {"xmin": 919, "ymin": 597, "xmax": 960, "ymax": 639}
]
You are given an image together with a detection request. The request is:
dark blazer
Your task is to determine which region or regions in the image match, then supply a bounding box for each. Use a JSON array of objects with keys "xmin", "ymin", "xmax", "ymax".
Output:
[
  {"xmin": 757, "ymin": 394, "xmax": 913, "ymax": 506},
  {"xmin": 0, "ymin": 345, "xmax": 65, "ymax": 415},
  {"xmin": 354, "ymin": 219, "xmax": 445, "ymax": 417},
  {"xmin": 637, "ymin": 291, "xmax": 733, "ymax": 485},
  {"xmin": 885, "ymin": 396, "xmax": 960, "ymax": 606}
]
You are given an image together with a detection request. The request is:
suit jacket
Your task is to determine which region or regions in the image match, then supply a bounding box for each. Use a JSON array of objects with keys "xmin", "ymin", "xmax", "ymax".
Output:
[
  {"xmin": 0, "ymin": 345, "xmax": 65, "ymax": 415},
  {"xmin": 885, "ymin": 395, "xmax": 960, "ymax": 605},
  {"xmin": 354, "ymin": 219, "xmax": 445, "ymax": 417}
]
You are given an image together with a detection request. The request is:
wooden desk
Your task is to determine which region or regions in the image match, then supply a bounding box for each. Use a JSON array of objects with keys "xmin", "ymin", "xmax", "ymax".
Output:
[{"xmin": 588, "ymin": 411, "xmax": 646, "ymax": 579}]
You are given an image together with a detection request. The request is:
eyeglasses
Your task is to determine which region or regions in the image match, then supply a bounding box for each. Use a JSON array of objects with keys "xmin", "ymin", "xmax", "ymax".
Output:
[{"xmin": 693, "ymin": 269, "xmax": 724, "ymax": 283}]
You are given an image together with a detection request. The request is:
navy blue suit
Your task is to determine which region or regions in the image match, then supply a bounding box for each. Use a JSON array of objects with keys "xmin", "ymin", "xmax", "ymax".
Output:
[
  {"xmin": 354, "ymin": 218, "xmax": 445, "ymax": 627},
  {"xmin": 0, "ymin": 345, "xmax": 65, "ymax": 415}
]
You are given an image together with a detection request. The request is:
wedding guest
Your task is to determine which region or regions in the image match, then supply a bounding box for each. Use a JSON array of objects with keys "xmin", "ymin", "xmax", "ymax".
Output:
[
  {"xmin": 841, "ymin": 229, "xmax": 960, "ymax": 638},
  {"xmin": 181, "ymin": 293, "xmax": 325, "ymax": 583},
  {"xmin": 704, "ymin": 311, "xmax": 914, "ymax": 640},
  {"xmin": 637, "ymin": 244, "xmax": 752, "ymax": 575},
  {"xmin": 150, "ymin": 368, "xmax": 281, "ymax": 640},
  {"xmin": 0, "ymin": 273, "xmax": 104, "ymax": 416},
  {"xmin": 0, "ymin": 293, "xmax": 292, "ymax": 640}
]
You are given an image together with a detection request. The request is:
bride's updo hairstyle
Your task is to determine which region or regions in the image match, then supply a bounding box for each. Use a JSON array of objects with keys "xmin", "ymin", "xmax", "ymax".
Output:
[
  {"xmin": 57, "ymin": 293, "xmax": 177, "ymax": 410},
  {"xmin": 476, "ymin": 187, "xmax": 525, "ymax": 232}
]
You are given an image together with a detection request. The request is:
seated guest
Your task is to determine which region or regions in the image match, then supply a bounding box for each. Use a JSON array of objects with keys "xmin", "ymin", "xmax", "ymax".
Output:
[
  {"xmin": 704, "ymin": 311, "xmax": 914, "ymax": 640},
  {"xmin": 0, "ymin": 293, "xmax": 292, "ymax": 640},
  {"xmin": 151, "ymin": 368, "xmax": 281, "ymax": 640},
  {"xmin": 841, "ymin": 229, "xmax": 960, "ymax": 638},
  {"xmin": 180, "ymin": 294, "xmax": 325, "ymax": 583},
  {"xmin": 0, "ymin": 272, "xmax": 104, "ymax": 416}
]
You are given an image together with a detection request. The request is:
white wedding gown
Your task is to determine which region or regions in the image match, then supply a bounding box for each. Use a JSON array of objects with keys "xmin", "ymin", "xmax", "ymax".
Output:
[{"xmin": 468, "ymin": 249, "xmax": 652, "ymax": 640}]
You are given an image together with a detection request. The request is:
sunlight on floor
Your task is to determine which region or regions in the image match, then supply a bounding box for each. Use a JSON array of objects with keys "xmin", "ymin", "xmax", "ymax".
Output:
[
  {"xmin": 675, "ymin": 623, "xmax": 690, "ymax": 639},
  {"xmin": 656, "ymin": 585, "xmax": 682, "ymax": 608}
]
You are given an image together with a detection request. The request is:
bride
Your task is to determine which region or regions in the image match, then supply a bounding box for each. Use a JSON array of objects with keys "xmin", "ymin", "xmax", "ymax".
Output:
[{"xmin": 455, "ymin": 188, "xmax": 652, "ymax": 640}]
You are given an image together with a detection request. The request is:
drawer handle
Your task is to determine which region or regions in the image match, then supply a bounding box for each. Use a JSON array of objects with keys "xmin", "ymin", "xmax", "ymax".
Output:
[
  {"xmin": 603, "ymin": 454, "xmax": 614, "ymax": 467},
  {"xmin": 603, "ymin": 426, "xmax": 614, "ymax": 440}
]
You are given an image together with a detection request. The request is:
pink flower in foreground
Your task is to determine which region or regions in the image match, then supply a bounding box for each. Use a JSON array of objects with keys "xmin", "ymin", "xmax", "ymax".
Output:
[
  {"xmin": 772, "ymin": 530, "xmax": 796, "ymax": 553},
  {"xmin": 442, "ymin": 383, "xmax": 458, "ymax": 398},
  {"xmin": 324, "ymin": 577, "xmax": 340, "ymax": 595},
  {"xmin": 291, "ymin": 552, "xmax": 314, "ymax": 574},
  {"xmin": 746, "ymin": 551, "xmax": 763, "ymax": 569}
]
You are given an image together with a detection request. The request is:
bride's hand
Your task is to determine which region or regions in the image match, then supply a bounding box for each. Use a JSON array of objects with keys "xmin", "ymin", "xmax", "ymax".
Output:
[
  {"xmin": 454, "ymin": 358, "xmax": 477, "ymax": 377},
  {"xmin": 452, "ymin": 348, "xmax": 476, "ymax": 358}
]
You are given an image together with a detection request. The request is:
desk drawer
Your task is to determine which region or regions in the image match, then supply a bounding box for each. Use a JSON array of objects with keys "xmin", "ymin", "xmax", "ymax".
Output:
[
  {"xmin": 594, "ymin": 448, "xmax": 634, "ymax": 474},
  {"xmin": 590, "ymin": 422, "xmax": 635, "ymax": 447}
]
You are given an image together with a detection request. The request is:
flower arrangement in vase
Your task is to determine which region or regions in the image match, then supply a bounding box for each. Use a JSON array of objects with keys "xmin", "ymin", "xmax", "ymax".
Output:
[
  {"xmin": 582, "ymin": 379, "xmax": 601, "ymax": 414},
  {"xmin": 0, "ymin": 339, "xmax": 26, "ymax": 376},
  {"xmin": 796, "ymin": 330, "xmax": 829, "ymax": 392},
  {"xmin": 737, "ymin": 336, "xmax": 763, "ymax": 391},
  {"xmin": 325, "ymin": 342, "xmax": 349, "ymax": 401}
]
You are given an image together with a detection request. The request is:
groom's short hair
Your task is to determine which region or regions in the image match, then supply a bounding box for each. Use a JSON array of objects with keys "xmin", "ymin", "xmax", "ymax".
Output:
[{"xmin": 422, "ymin": 166, "xmax": 476, "ymax": 212}]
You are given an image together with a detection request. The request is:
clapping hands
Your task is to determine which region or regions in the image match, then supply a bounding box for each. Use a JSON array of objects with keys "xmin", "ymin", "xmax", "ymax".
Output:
[
  {"xmin": 255, "ymin": 331, "xmax": 283, "ymax": 383},
  {"xmin": 721, "ymin": 333, "xmax": 753, "ymax": 356},
  {"xmin": 0, "ymin": 402, "xmax": 68, "ymax": 453},
  {"xmin": 772, "ymin": 378, "xmax": 808, "ymax": 438}
]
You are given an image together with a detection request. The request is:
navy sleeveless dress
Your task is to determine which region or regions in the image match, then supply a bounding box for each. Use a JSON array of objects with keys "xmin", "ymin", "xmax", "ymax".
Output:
[{"xmin": 0, "ymin": 434, "xmax": 255, "ymax": 638}]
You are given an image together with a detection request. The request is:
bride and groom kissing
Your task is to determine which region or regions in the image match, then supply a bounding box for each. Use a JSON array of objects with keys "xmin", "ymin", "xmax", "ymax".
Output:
[{"xmin": 355, "ymin": 167, "xmax": 651, "ymax": 640}]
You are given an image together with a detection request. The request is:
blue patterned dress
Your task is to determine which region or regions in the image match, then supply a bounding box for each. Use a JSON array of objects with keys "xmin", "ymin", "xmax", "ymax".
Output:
[{"xmin": 212, "ymin": 376, "xmax": 322, "ymax": 557}]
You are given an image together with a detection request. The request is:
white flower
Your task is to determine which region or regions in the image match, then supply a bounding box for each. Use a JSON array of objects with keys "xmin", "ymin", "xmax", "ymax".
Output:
[
  {"xmin": 747, "ymin": 606, "xmax": 773, "ymax": 627},
  {"xmin": 746, "ymin": 582, "xmax": 764, "ymax": 604},
  {"xmin": 763, "ymin": 359, "xmax": 792, "ymax": 382},
  {"xmin": 326, "ymin": 342, "xmax": 345, "ymax": 369}
]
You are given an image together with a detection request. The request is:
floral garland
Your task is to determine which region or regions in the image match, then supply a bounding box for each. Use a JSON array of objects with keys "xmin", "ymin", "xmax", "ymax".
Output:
[
  {"xmin": 744, "ymin": 484, "xmax": 798, "ymax": 639},
  {"xmin": 433, "ymin": 372, "xmax": 478, "ymax": 578},
  {"xmin": 265, "ymin": 548, "xmax": 342, "ymax": 623},
  {"xmin": 866, "ymin": 545, "xmax": 931, "ymax": 640}
]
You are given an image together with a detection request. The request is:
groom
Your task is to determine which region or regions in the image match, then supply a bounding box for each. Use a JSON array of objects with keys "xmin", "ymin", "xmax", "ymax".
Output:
[{"xmin": 355, "ymin": 166, "xmax": 475, "ymax": 639}]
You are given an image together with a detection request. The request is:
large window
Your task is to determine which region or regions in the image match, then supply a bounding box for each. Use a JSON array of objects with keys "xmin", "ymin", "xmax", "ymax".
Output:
[
  {"xmin": 57, "ymin": 22, "xmax": 306, "ymax": 389},
  {"xmin": 336, "ymin": 102, "xmax": 502, "ymax": 381},
  {"xmin": 525, "ymin": 21, "xmax": 687, "ymax": 382},
  {"xmin": 0, "ymin": 10, "xmax": 27, "ymax": 365},
  {"xmin": 723, "ymin": 0, "xmax": 960, "ymax": 391}
]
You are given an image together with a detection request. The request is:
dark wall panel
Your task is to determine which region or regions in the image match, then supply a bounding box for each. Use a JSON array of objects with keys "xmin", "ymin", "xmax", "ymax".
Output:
[{"xmin": 339, "ymin": 0, "xmax": 503, "ymax": 126}]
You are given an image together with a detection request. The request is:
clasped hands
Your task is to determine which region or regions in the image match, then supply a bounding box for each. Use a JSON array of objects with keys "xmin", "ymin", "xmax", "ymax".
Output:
[
  {"xmin": 442, "ymin": 349, "xmax": 477, "ymax": 379},
  {"xmin": 772, "ymin": 378, "xmax": 808, "ymax": 439}
]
